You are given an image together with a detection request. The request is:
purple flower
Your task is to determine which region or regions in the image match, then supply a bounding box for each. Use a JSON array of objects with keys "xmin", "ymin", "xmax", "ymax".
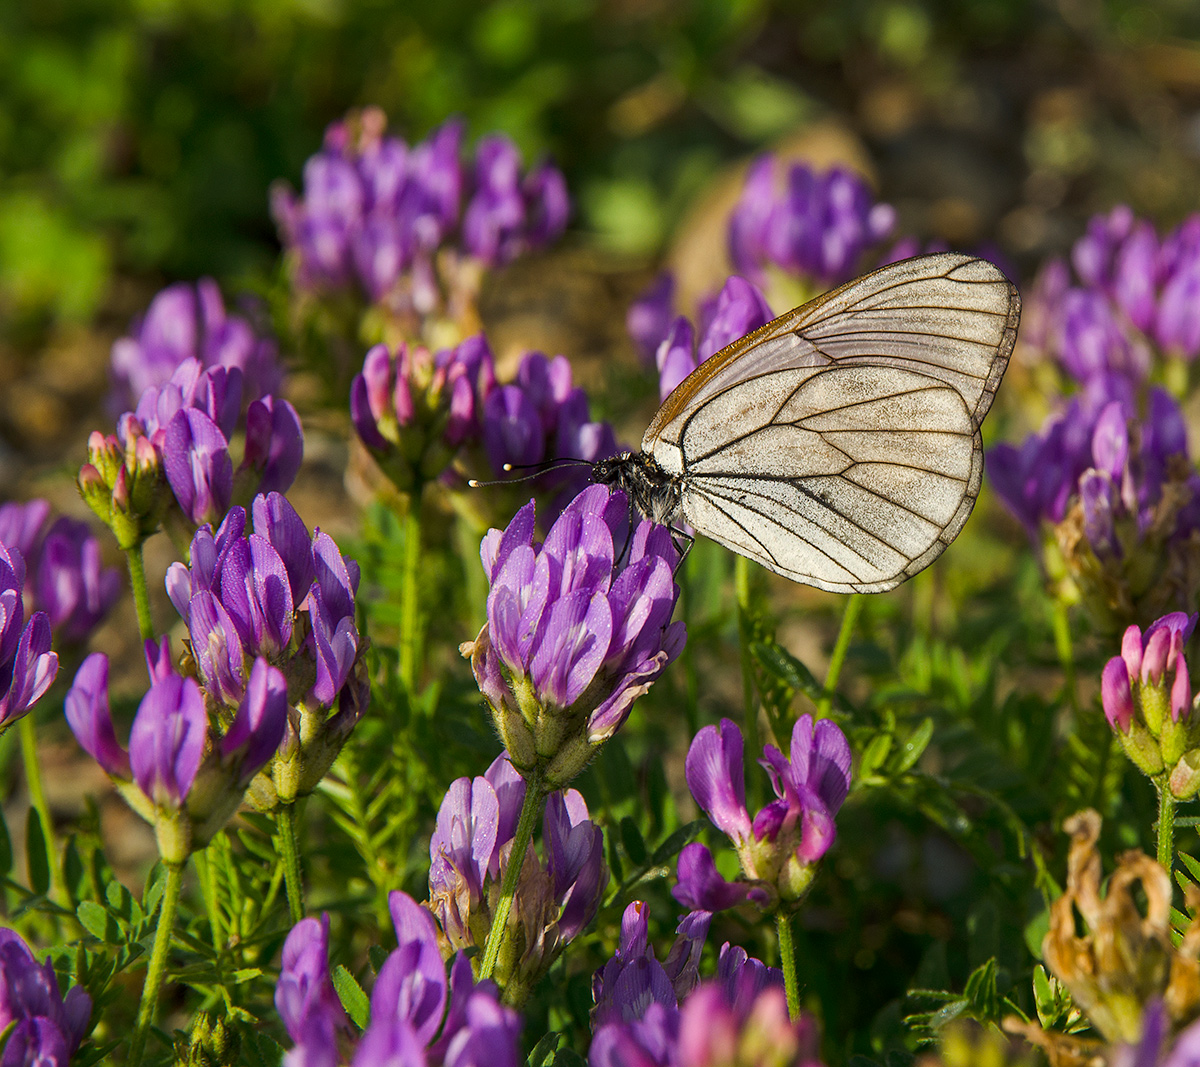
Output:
[
  {"xmin": 64, "ymin": 653, "xmax": 131, "ymax": 779},
  {"xmin": 352, "ymin": 336, "xmax": 496, "ymax": 493},
  {"xmin": 280, "ymin": 890, "xmax": 522, "ymax": 1067},
  {"xmin": 627, "ymin": 273, "xmax": 677, "ymax": 364},
  {"xmin": 590, "ymin": 902, "xmax": 804, "ymax": 1067},
  {"xmin": 128, "ymin": 671, "xmax": 208, "ymax": 811},
  {"xmin": 0, "ymin": 928, "xmax": 91, "ymax": 1067},
  {"xmin": 276, "ymin": 914, "xmax": 349, "ymax": 1051},
  {"xmin": 650, "ymin": 277, "xmax": 773, "ymax": 403},
  {"xmin": 167, "ymin": 497, "xmax": 366, "ymax": 806},
  {"xmin": 465, "ymin": 486, "xmax": 685, "ymax": 786},
  {"xmin": 728, "ymin": 156, "xmax": 893, "ymax": 290},
  {"xmin": 473, "ymin": 351, "xmax": 618, "ymax": 527},
  {"xmin": 163, "ymin": 407, "xmax": 234, "ymax": 526},
  {"xmin": 427, "ymin": 754, "xmax": 608, "ymax": 993},
  {"xmin": 0, "ymin": 501, "xmax": 50, "ymax": 562},
  {"xmin": 242, "ymin": 396, "xmax": 305, "ymax": 497},
  {"xmin": 110, "ymin": 278, "xmax": 281, "ymax": 413},
  {"xmin": 681, "ymin": 715, "xmax": 851, "ymax": 911},
  {"xmin": 0, "ymin": 544, "xmax": 57, "ymax": 732},
  {"xmin": 33, "ymin": 517, "xmax": 122, "ymax": 645},
  {"xmin": 65, "ymin": 645, "xmax": 287, "ymax": 860}
]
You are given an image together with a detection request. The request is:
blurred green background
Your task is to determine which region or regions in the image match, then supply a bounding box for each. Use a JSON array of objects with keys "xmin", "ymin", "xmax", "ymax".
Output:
[{"xmin": 4, "ymin": 0, "xmax": 1200, "ymax": 333}]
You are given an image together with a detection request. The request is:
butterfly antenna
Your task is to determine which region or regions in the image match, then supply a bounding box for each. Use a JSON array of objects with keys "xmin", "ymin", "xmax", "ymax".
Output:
[{"xmin": 467, "ymin": 457, "xmax": 592, "ymax": 488}]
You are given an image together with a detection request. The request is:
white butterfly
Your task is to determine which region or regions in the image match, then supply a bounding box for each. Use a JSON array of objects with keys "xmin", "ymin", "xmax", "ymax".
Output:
[{"xmin": 595, "ymin": 252, "xmax": 1021, "ymax": 593}]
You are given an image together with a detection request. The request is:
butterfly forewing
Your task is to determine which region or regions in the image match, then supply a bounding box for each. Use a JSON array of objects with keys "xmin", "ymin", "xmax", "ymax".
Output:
[{"xmin": 643, "ymin": 252, "xmax": 1018, "ymax": 593}]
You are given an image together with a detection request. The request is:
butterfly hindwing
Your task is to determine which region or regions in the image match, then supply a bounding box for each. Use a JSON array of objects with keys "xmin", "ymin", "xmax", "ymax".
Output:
[{"xmin": 643, "ymin": 253, "xmax": 1018, "ymax": 593}]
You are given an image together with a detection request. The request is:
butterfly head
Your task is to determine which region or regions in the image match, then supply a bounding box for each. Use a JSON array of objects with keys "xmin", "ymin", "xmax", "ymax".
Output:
[{"xmin": 592, "ymin": 450, "xmax": 682, "ymax": 527}]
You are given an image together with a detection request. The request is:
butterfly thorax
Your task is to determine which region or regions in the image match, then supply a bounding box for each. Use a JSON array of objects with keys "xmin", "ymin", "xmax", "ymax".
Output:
[{"xmin": 592, "ymin": 451, "xmax": 683, "ymax": 527}]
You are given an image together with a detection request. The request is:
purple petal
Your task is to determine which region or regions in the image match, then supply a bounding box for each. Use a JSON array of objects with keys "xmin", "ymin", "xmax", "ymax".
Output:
[
  {"xmin": 64, "ymin": 653, "xmax": 131, "ymax": 779},
  {"xmin": 684, "ymin": 720, "xmax": 751, "ymax": 845},
  {"xmin": 129, "ymin": 674, "xmax": 208, "ymax": 808}
]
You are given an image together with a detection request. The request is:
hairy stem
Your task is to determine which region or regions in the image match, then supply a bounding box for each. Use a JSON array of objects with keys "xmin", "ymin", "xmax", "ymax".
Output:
[
  {"xmin": 479, "ymin": 774, "xmax": 545, "ymax": 985},
  {"xmin": 1158, "ymin": 781, "xmax": 1176, "ymax": 872},
  {"xmin": 777, "ymin": 910, "xmax": 800, "ymax": 1020},
  {"xmin": 275, "ymin": 803, "xmax": 305, "ymax": 924},
  {"xmin": 125, "ymin": 542, "xmax": 155, "ymax": 643},
  {"xmin": 129, "ymin": 862, "xmax": 184, "ymax": 1067}
]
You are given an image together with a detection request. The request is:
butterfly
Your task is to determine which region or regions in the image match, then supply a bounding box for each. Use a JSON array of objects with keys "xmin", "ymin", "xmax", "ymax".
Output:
[{"xmin": 593, "ymin": 252, "xmax": 1021, "ymax": 593}]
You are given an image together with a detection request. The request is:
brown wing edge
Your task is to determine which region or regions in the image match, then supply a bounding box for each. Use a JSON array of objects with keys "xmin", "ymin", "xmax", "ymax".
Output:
[{"xmin": 646, "ymin": 253, "xmax": 1022, "ymax": 443}]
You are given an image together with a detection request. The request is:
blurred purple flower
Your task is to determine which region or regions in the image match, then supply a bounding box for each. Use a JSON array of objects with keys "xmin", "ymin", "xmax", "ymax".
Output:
[
  {"xmin": 34, "ymin": 517, "xmax": 123, "ymax": 645},
  {"xmin": 627, "ymin": 273, "xmax": 677, "ymax": 365},
  {"xmin": 728, "ymin": 156, "xmax": 893, "ymax": 290},
  {"xmin": 110, "ymin": 278, "xmax": 281, "ymax": 413},
  {"xmin": 274, "ymin": 109, "xmax": 568, "ymax": 314},
  {"xmin": 0, "ymin": 928, "xmax": 91, "ymax": 1067},
  {"xmin": 465, "ymin": 486, "xmax": 685, "ymax": 786}
]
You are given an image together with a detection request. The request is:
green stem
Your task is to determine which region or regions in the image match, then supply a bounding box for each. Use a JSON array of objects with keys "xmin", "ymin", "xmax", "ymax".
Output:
[
  {"xmin": 734, "ymin": 555, "xmax": 760, "ymax": 792},
  {"xmin": 18, "ymin": 715, "xmax": 59, "ymax": 900},
  {"xmin": 818, "ymin": 594, "xmax": 863, "ymax": 717},
  {"xmin": 1158, "ymin": 781, "xmax": 1176, "ymax": 872},
  {"xmin": 125, "ymin": 542, "xmax": 155, "ymax": 642},
  {"xmin": 777, "ymin": 910, "xmax": 800, "ymax": 1020},
  {"xmin": 479, "ymin": 773, "xmax": 546, "ymax": 984},
  {"xmin": 1051, "ymin": 597, "xmax": 1079, "ymax": 716},
  {"xmin": 129, "ymin": 862, "xmax": 184, "ymax": 1067},
  {"xmin": 680, "ymin": 556, "xmax": 699, "ymax": 739},
  {"xmin": 399, "ymin": 497, "xmax": 422, "ymax": 695},
  {"xmin": 275, "ymin": 803, "xmax": 305, "ymax": 924}
]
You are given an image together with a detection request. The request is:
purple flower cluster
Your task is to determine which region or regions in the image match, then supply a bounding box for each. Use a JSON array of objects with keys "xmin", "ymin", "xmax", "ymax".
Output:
[
  {"xmin": 65, "ymin": 640, "xmax": 287, "ymax": 862},
  {"xmin": 165, "ymin": 494, "xmax": 367, "ymax": 805},
  {"xmin": 427, "ymin": 754, "xmax": 607, "ymax": 996},
  {"xmin": 272, "ymin": 109, "xmax": 568, "ymax": 312},
  {"xmin": 989, "ymin": 373, "xmax": 1200, "ymax": 627},
  {"xmin": 110, "ymin": 278, "xmax": 281, "ymax": 413},
  {"xmin": 81, "ymin": 355, "xmax": 304, "ymax": 538},
  {"xmin": 277, "ymin": 892, "xmax": 522, "ymax": 1067},
  {"xmin": 464, "ymin": 486, "xmax": 685, "ymax": 786},
  {"xmin": 1100, "ymin": 612, "xmax": 1200, "ymax": 797},
  {"xmin": 352, "ymin": 335, "xmax": 617, "ymax": 519},
  {"xmin": 646, "ymin": 276, "xmax": 774, "ymax": 401},
  {"xmin": 0, "ymin": 541, "xmax": 57, "ymax": 734},
  {"xmin": 728, "ymin": 156, "xmax": 895, "ymax": 293},
  {"xmin": 0, "ymin": 500, "xmax": 121, "ymax": 646},
  {"xmin": 478, "ymin": 350, "xmax": 618, "ymax": 514},
  {"xmin": 0, "ymin": 928, "xmax": 91, "ymax": 1067},
  {"xmin": 352, "ymin": 335, "xmax": 494, "ymax": 494},
  {"xmin": 677, "ymin": 715, "xmax": 851, "ymax": 913},
  {"xmin": 1014, "ymin": 207, "xmax": 1200, "ymax": 392},
  {"xmin": 589, "ymin": 901, "xmax": 822, "ymax": 1067}
]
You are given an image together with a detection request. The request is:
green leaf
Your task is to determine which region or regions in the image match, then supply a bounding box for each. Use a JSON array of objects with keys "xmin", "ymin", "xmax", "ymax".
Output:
[
  {"xmin": 649, "ymin": 821, "xmax": 705, "ymax": 867},
  {"xmin": 552, "ymin": 1049, "xmax": 587, "ymax": 1067},
  {"xmin": 77, "ymin": 901, "xmax": 123, "ymax": 943},
  {"xmin": 619, "ymin": 817, "xmax": 647, "ymax": 866},
  {"xmin": 333, "ymin": 965, "xmax": 370, "ymax": 1030},
  {"xmin": 367, "ymin": 945, "xmax": 391, "ymax": 976},
  {"xmin": 858, "ymin": 732, "xmax": 893, "ymax": 780},
  {"xmin": 62, "ymin": 838, "xmax": 85, "ymax": 903},
  {"xmin": 24, "ymin": 808, "xmax": 49, "ymax": 896},
  {"xmin": 527, "ymin": 1031, "xmax": 561, "ymax": 1067},
  {"xmin": 894, "ymin": 718, "xmax": 933, "ymax": 774}
]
